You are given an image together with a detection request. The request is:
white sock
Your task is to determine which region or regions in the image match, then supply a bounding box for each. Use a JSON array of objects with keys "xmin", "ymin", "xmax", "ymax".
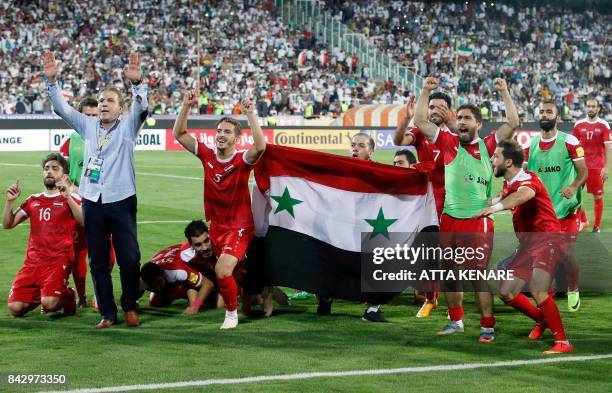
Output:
[
  {"xmin": 226, "ymin": 310, "xmax": 238, "ymax": 319},
  {"xmin": 367, "ymin": 305, "xmax": 380, "ymax": 313}
]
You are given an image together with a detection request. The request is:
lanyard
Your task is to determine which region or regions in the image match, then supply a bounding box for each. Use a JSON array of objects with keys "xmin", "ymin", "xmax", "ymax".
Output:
[{"xmin": 96, "ymin": 120, "xmax": 120, "ymax": 156}]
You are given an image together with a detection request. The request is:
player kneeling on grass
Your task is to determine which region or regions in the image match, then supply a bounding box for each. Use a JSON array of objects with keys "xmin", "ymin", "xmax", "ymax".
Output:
[
  {"xmin": 3, "ymin": 153, "xmax": 83, "ymax": 317},
  {"xmin": 139, "ymin": 220, "xmax": 224, "ymax": 313},
  {"xmin": 474, "ymin": 140, "xmax": 573, "ymax": 354}
]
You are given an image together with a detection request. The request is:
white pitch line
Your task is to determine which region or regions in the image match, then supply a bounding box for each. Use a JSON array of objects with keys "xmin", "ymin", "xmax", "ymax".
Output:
[
  {"xmin": 137, "ymin": 220, "xmax": 191, "ymax": 224},
  {"xmin": 0, "ymin": 162, "xmax": 38, "ymax": 167},
  {"xmin": 135, "ymin": 172, "xmax": 200, "ymax": 180},
  {"xmin": 38, "ymin": 354, "xmax": 612, "ymax": 393}
]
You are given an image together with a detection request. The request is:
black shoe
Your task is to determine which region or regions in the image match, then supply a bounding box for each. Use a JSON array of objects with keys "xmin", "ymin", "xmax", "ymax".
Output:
[
  {"xmin": 362, "ymin": 307, "xmax": 387, "ymax": 323},
  {"xmin": 592, "ymin": 227, "xmax": 601, "ymax": 233},
  {"xmin": 317, "ymin": 298, "xmax": 333, "ymax": 315}
]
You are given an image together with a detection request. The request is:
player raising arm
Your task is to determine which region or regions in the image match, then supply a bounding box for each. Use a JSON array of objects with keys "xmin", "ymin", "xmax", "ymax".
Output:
[{"xmin": 173, "ymin": 90, "xmax": 266, "ymax": 329}]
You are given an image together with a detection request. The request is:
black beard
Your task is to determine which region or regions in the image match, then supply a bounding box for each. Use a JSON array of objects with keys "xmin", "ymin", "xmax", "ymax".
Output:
[
  {"xmin": 43, "ymin": 178, "xmax": 56, "ymax": 189},
  {"xmin": 539, "ymin": 119, "xmax": 556, "ymax": 132},
  {"xmin": 494, "ymin": 166, "xmax": 506, "ymax": 178}
]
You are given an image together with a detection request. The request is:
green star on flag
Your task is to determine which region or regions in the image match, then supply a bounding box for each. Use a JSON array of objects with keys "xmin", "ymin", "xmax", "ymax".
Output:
[
  {"xmin": 365, "ymin": 207, "xmax": 397, "ymax": 239},
  {"xmin": 271, "ymin": 187, "xmax": 303, "ymax": 218}
]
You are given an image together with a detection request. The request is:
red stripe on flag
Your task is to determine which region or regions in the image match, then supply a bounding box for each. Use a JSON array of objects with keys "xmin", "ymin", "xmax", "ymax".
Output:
[{"xmin": 255, "ymin": 145, "xmax": 429, "ymax": 195}]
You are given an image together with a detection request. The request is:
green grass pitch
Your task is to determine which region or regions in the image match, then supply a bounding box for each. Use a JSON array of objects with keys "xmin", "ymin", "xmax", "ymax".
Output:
[{"xmin": 0, "ymin": 149, "xmax": 611, "ymax": 393}]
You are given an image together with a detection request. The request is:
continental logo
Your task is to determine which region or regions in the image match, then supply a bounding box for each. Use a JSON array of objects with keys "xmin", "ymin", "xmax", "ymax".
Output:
[
  {"xmin": 576, "ymin": 146, "xmax": 584, "ymax": 158},
  {"xmin": 274, "ymin": 129, "xmax": 359, "ymax": 148},
  {"xmin": 188, "ymin": 272, "xmax": 199, "ymax": 285}
]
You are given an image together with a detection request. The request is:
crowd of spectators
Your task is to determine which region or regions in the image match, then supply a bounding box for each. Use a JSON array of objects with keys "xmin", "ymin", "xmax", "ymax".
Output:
[
  {"xmin": 326, "ymin": 0, "xmax": 611, "ymax": 121},
  {"xmin": 0, "ymin": 0, "xmax": 609, "ymax": 122}
]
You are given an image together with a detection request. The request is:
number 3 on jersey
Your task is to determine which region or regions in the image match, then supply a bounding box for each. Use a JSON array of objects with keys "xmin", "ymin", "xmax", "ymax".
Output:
[{"xmin": 39, "ymin": 207, "xmax": 51, "ymax": 221}]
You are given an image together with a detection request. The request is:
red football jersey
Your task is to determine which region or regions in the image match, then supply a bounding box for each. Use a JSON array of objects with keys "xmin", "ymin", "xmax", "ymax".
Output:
[
  {"xmin": 149, "ymin": 244, "xmax": 203, "ymax": 287},
  {"xmin": 195, "ymin": 143, "xmax": 254, "ymax": 230},
  {"xmin": 16, "ymin": 192, "xmax": 81, "ymax": 267},
  {"xmin": 502, "ymin": 169, "xmax": 561, "ymax": 233},
  {"xmin": 433, "ymin": 128, "xmax": 498, "ymax": 164},
  {"xmin": 572, "ymin": 118, "xmax": 611, "ymax": 169},
  {"xmin": 523, "ymin": 133, "xmax": 584, "ymax": 163},
  {"xmin": 406, "ymin": 127, "xmax": 445, "ymax": 195}
]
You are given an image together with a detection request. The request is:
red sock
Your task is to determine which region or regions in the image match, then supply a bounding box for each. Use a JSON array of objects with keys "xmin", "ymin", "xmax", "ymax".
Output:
[
  {"xmin": 425, "ymin": 291, "xmax": 438, "ymax": 301},
  {"xmin": 579, "ymin": 208, "xmax": 587, "ymax": 224},
  {"xmin": 507, "ymin": 294, "xmax": 543, "ymax": 322},
  {"xmin": 594, "ymin": 199, "xmax": 603, "ymax": 229},
  {"xmin": 480, "ymin": 315, "xmax": 496, "ymax": 328},
  {"xmin": 74, "ymin": 276, "xmax": 86, "ymax": 299},
  {"xmin": 448, "ymin": 306, "xmax": 463, "ymax": 322},
  {"xmin": 73, "ymin": 255, "xmax": 87, "ymax": 299},
  {"xmin": 566, "ymin": 267, "xmax": 580, "ymax": 292},
  {"xmin": 217, "ymin": 276, "xmax": 238, "ymax": 312},
  {"xmin": 539, "ymin": 296, "xmax": 567, "ymax": 341}
]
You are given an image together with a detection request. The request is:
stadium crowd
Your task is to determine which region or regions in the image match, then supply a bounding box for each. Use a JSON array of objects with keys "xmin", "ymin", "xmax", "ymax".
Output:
[
  {"xmin": 325, "ymin": 0, "xmax": 611, "ymax": 121},
  {"xmin": 0, "ymin": 0, "xmax": 609, "ymax": 121}
]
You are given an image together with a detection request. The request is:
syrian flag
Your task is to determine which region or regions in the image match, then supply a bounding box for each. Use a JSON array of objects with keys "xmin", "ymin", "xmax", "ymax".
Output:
[
  {"xmin": 457, "ymin": 46, "xmax": 473, "ymax": 58},
  {"xmin": 297, "ymin": 50, "xmax": 307, "ymax": 67},
  {"xmin": 318, "ymin": 50, "xmax": 328, "ymax": 67},
  {"xmin": 251, "ymin": 145, "xmax": 438, "ymax": 303}
]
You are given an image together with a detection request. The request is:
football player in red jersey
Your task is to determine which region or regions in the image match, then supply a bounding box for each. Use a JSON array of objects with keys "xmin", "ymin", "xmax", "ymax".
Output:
[
  {"xmin": 573, "ymin": 97, "xmax": 611, "ymax": 232},
  {"xmin": 3, "ymin": 153, "xmax": 83, "ymax": 317},
  {"xmin": 393, "ymin": 93, "xmax": 451, "ymax": 317},
  {"xmin": 173, "ymin": 90, "xmax": 266, "ymax": 329},
  {"xmin": 474, "ymin": 140, "xmax": 573, "ymax": 354}
]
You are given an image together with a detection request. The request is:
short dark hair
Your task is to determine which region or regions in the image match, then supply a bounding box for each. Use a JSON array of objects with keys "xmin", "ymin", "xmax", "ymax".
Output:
[
  {"xmin": 79, "ymin": 97, "xmax": 98, "ymax": 112},
  {"xmin": 428, "ymin": 92, "xmax": 452, "ymax": 109},
  {"xmin": 352, "ymin": 132, "xmax": 375, "ymax": 150},
  {"xmin": 586, "ymin": 97, "xmax": 600, "ymax": 107},
  {"xmin": 140, "ymin": 262, "xmax": 163, "ymax": 284},
  {"xmin": 541, "ymin": 100, "xmax": 560, "ymax": 116},
  {"xmin": 497, "ymin": 139, "xmax": 524, "ymax": 167},
  {"xmin": 42, "ymin": 153, "xmax": 69, "ymax": 174},
  {"xmin": 100, "ymin": 86, "xmax": 125, "ymax": 107},
  {"xmin": 456, "ymin": 104, "xmax": 482, "ymax": 123},
  {"xmin": 216, "ymin": 117, "xmax": 242, "ymax": 136},
  {"xmin": 394, "ymin": 149, "xmax": 417, "ymax": 164},
  {"xmin": 184, "ymin": 220, "xmax": 209, "ymax": 242}
]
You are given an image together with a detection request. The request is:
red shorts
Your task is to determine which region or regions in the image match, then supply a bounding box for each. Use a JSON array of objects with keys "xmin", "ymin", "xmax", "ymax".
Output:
[
  {"xmin": 210, "ymin": 225, "xmax": 254, "ymax": 260},
  {"xmin": 559, "ymin": 212, "xmax": 580, "ymax": 242},
  {"xmin": 508, "ymin": 240, "xmax": 563, "ymax": 282},
  {"xmin": 440, "ymin": 214, "xmax": 494, "ymax": 271},
  {"xmin": 586, "ymin": 168, "xmax": 604, "ymax": 195},
  {"xmin": 8, "ymin": 262, "xmax": 70, "ymax": 304}
]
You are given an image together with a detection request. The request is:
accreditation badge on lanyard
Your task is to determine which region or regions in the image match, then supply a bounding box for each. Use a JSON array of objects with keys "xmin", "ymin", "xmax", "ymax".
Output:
[{"xmin": 84, "ymin": 121, "xmax": 119, "ymax": 183}]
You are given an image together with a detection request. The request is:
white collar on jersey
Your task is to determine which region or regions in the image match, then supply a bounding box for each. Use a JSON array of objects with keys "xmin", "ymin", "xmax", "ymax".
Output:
[
  {"xmin": 507, "ymin": 168, "xmax": 531, "ymax": 185},
  {"xmin": 43, "ymin": 191, "xmax": 61, "ymax": 197}
]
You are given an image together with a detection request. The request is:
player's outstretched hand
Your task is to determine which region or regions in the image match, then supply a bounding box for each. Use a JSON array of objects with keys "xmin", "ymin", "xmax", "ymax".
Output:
[
  {"xmin": 559, "ymin": 186, "xmax": 577, "ymax": 199},
  {"xmin": 493, "ymin": 78, "xmax": 508, "ymax": 92},
  {"xmin": 601, "ymin": 167, "xmax": 609, "ymax": 182},
  {"xmin": 42, "ymin": 51, "xmax": 59, "ymax": 82},
  {"xmin": 124, "ymin": 52, "xmax": 142, "ymax": 82},
  {"xmin": 183, "ymin": 305, "xmax": 199, "ymax": 316},
  {"xmin": 6, "ymin": 179, "xmax": 21, "ymax": 202},
  {"xmin": 472, "ymin": 207, "xmax": 494, "ymax": 219},
  {"xmin": 423, "ymin": 77, "xmax": 438, "ymax": 92},
  {"xmin": 56, "ymin": 175, "xmax": 71, "ymax": 198},
  {"xmin": 182, "ymin": 90, "xmax": 198, "ymax": 108},
  {"xmin": 406, "ymin": 96, "xmax": 415, "ymax": 120},
  {"xmin": 241, "ymin": 98, "xmax": 255, "ymax": 115}
]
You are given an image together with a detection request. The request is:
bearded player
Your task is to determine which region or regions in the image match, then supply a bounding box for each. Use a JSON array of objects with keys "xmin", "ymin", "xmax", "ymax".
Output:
[
  {"xmin": 393, "ymin": 93, "xmax": 452, "ymax": 317},
  {"xmin": 3, "ymin": 153, "xmax": 82, "ymax": 317},
  {"xmin": 474, "ymin": 140, "xmax": 573, "ymax": 354},
  {"xmin": 173, "ymin": 90, "xmax": 266, "ymax": 329},
  {"xmin": 573, "ymin": 97, "xmax": 611, "ymax": 233},
  {"xmin": 525, "ymin": 101, "xmax": 587, "ymax": 312},
  {"xmin": 414, "ymin": 77, "xmax": 519, "ymax": 343}
]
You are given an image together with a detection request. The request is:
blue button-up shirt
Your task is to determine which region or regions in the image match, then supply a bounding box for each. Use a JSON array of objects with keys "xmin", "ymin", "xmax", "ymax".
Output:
[{"xmin": 48, "ymin": 82, "xmax": 148, "ymax": 203}]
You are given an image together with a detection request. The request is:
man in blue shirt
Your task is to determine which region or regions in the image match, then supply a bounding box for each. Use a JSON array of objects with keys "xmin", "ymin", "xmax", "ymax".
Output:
[{"xmin": 44, "ymin": 51, "xmax": 148, "ymax": 328}]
